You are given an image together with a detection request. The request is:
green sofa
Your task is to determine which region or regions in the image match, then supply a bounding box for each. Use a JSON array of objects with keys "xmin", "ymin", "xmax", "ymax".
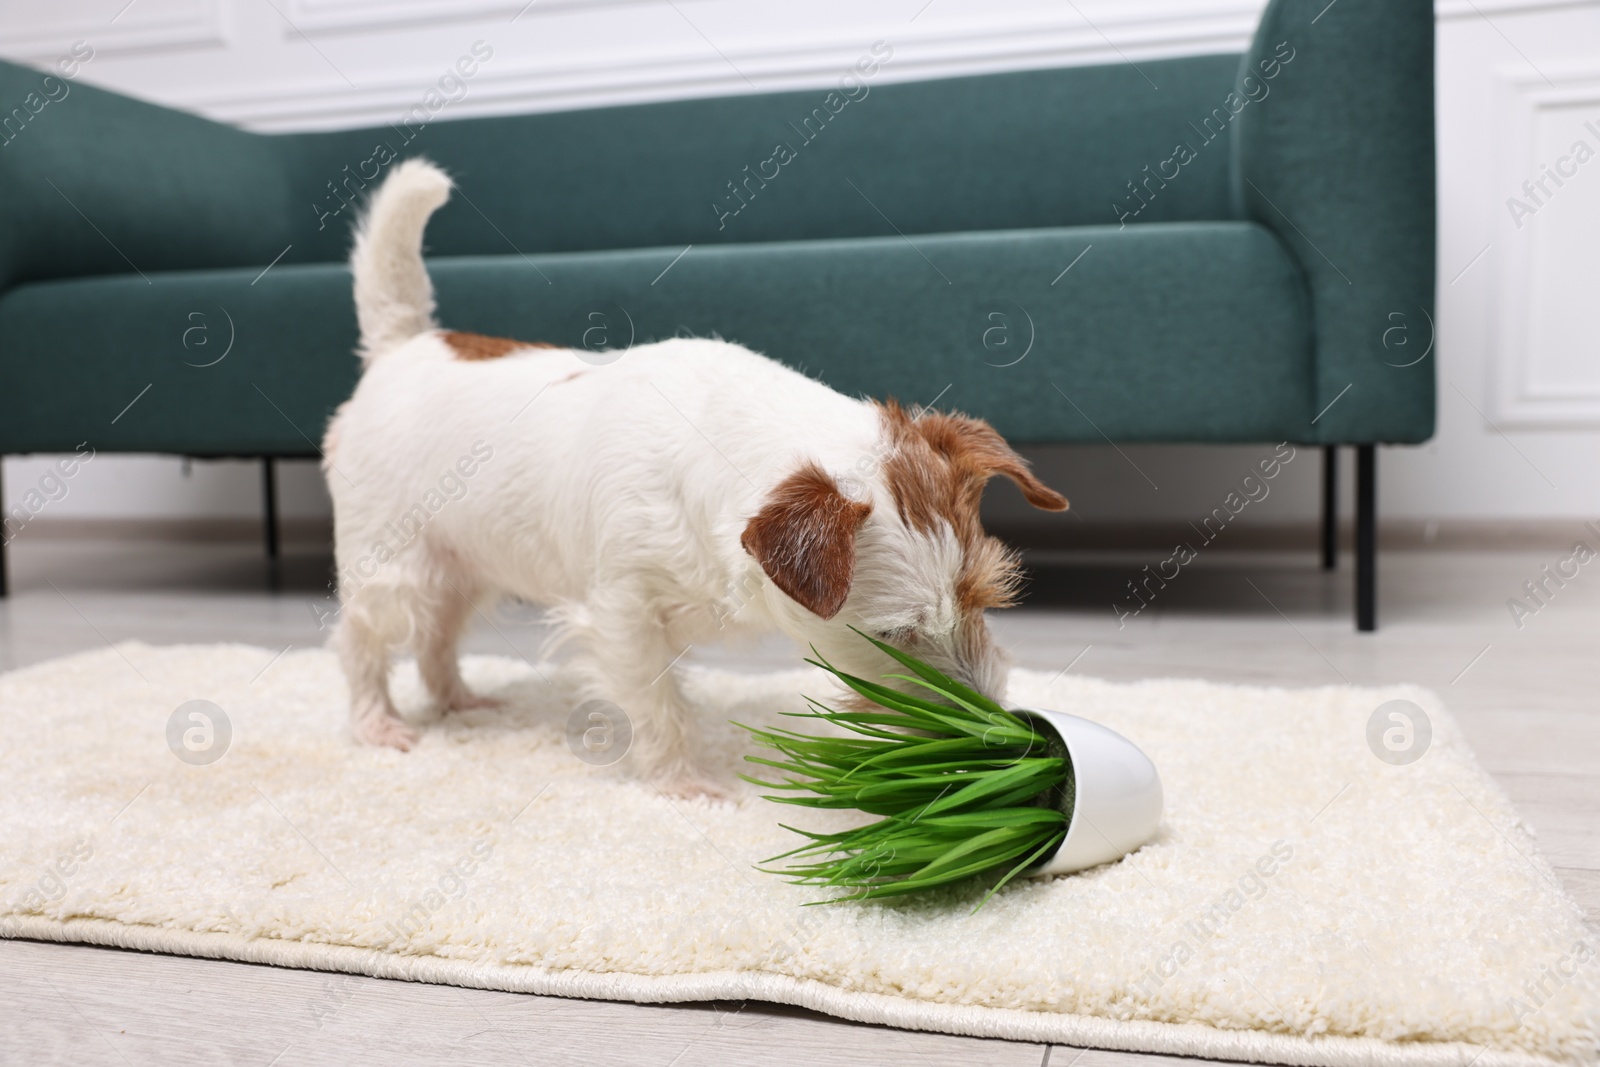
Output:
[{"xmin": 0, "ymin": 0, "xmax": 1434, "ymax": 628}]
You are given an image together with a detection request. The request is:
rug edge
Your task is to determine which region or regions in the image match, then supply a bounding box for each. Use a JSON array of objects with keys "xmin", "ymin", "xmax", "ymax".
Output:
[{"xmin": 1, "ymin": 917, "xmax": 1565, "ymax": 1067}]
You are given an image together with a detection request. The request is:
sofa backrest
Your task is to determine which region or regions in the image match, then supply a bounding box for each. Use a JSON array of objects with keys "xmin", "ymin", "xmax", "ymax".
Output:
[
  {"xmin": 1230, "ymin": 0, "xmax": 1435, "ymax": 443},
  {"xmin": 284, "ymin": 52, "xmax": 1243, "ymax": 262},
  {"xmin": 0, "ymin": 58, "xmax": 295, "ymax": 291}
]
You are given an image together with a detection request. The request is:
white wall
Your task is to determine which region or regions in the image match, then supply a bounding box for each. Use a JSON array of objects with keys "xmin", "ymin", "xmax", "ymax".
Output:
[{"xmin": 3, "ymin": 0, "xmax": 1599, "ymax": 528}]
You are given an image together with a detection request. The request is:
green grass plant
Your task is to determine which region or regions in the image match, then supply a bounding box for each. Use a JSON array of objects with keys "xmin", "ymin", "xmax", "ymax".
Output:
[{"xmin": 737, "ymin": 629, "xmax": 1074, "ymax": 906}]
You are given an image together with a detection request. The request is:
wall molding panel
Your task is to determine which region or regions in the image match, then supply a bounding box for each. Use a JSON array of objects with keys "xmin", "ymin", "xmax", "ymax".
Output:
[
  {"xmin": 281, "ymin": 0, "xmax": 641, "ymax": 39},
  {"xmin": 1436, "ymin": 0, "xmax": 1599, "ymax": 21},
  {"xmin": 4, "ymin": 1, "xmax": 1268, "ymax": 132},
  {"xmin": 1488, "ymin": 60, "xmax": 1600, "ymax": 427},
  {"xmin": 0, "ymin": 0, "xmax": 225, "ymax": 62}
]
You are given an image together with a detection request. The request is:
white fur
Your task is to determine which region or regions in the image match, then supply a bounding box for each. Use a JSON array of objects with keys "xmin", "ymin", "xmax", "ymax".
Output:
[
  {"xmin": 330, "ymin": 159, "xmax": 1014, "ymax": 787},
  {"xmin": 349, "ymin": 158, "xmax": 452, "ymax": 365}
]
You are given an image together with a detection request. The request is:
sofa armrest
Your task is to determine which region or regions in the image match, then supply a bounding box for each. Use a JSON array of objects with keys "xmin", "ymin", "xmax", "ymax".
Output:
[
  {"xmin": 1233, "ymin": 0, "xmax": 1435, "ymax": 444},
  {"xmin": 0, "ymin": 60, "xmax": 297, "ymax": 293}
]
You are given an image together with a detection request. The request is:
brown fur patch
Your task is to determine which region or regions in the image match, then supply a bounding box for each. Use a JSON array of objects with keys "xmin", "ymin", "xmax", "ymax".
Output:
[
  {"xmin": 741, "ymin": 463, "xmax": 873, "ymax": 620},
  {"xmin": 877, "ymin": 400, "xmax": 1068, "ymax": 612},
  {"xmin": 442, "ymin": 330, "xmax": 559, "ymax": 361}
]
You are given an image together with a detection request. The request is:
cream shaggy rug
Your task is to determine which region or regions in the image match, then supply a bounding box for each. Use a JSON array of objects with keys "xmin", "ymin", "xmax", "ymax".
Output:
[{"xmin": 1, "ymin": 643, "xmax": 1595, "ymax": 1067}]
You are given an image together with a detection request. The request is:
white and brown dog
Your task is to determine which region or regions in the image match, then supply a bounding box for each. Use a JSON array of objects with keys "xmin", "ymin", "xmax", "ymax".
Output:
[{"xmin": 325, "ymin": 159, "xmax": 1067, "ymax": 793}]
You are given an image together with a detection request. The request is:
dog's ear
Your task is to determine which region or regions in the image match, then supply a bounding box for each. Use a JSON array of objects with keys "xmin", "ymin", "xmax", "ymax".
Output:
[
  {"xmin": 914, "ymin": 410, "xmax": 1069, "ymax": 512},
  {"xmin": 741, "ymin": 463, "xmax": 872, "ymax": 620},
  {"xmin": 977, "ymin": 440, "xmax": 1068, "ymax": 512}
]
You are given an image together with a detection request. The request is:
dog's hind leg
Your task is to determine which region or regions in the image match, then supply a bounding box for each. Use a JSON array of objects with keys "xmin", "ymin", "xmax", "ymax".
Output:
[
  {"xmin": 334, "ymin": 593, "xmax": 418, "ymax": 751},
  {"xmin": 415, "ymin": 569, "xmax": 500, "ymax": 713}
]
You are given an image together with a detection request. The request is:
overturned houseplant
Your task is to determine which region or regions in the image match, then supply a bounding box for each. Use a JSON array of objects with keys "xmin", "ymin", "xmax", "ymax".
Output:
[{"xmin": 739, "ymin": 630, "xmax": 1162, "ymax": 906}]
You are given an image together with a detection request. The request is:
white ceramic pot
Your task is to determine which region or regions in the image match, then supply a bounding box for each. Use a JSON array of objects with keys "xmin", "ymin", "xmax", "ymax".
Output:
[{"xmin": 1014, "ymin": 707, "xmax": 1163, "ymax": 877}]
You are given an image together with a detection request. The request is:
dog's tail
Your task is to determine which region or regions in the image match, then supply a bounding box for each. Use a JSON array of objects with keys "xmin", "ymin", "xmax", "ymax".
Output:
[{"xmin": 350, "ymin": 157, "xmax": 453, "ymax": 365}]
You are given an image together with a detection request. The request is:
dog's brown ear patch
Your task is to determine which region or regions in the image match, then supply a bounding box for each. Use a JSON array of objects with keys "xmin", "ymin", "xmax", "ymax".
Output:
[
  {"xmin": 909, "ymin": 410, "xmax": 1069, "ymax": 513},
  {"xmin": 741, "ymin": 463, "xmax": 872, "ymax": 620},
  {"xmin": 443, "ymin": 330, "xmax": 559, "ymax": 361},
  {"xmin": 875, "ymin": 400, "xmax": 1067, "ymax": 614}
]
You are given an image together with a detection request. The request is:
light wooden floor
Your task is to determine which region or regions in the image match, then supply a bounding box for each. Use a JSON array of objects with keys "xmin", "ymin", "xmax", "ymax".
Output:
[{"xmin": 1, "ymin": 534, "xmax": 1596, "ymax": 1066}]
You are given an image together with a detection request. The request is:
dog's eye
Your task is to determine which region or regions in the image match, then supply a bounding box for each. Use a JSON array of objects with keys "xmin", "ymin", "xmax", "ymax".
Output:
[{"xmin": 874, "ymin": 626, "xmax": 913, "ymax": 643}]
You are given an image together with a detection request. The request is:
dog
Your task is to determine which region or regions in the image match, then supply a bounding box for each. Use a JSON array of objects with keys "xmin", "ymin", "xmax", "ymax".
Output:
[{"xmin": 324, "ymin": 158, "xmax": 1068, "ymax": 794}]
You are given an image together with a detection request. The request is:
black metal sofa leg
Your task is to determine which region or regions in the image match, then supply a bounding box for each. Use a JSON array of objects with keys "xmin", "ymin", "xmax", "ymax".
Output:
[
  {"xmin": 0, "ymin": 459, "xmax": 7, "ymax": 597},
  {"xmin": 1355, "ymin": 445, "xmax": 1376, "ymax": 632},
  {"xmin": 1321, "ymin": 445, "xmax": 1338, "ymax": 571},
  {"xmin": 261, "ymin": 457, "xmax": 280, "ymax": 589}
]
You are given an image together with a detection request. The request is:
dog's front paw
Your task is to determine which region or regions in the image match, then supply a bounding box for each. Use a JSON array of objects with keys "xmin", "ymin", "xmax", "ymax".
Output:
[{"xmin": 356, "ymin": 712, "xmax": 419, "ymax": 751}]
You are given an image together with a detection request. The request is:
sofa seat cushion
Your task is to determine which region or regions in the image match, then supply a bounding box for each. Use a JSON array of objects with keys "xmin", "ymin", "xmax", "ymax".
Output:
[{"xmin": 0, "ymin": 221, "xmax": 1310, "ymax": 455}]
